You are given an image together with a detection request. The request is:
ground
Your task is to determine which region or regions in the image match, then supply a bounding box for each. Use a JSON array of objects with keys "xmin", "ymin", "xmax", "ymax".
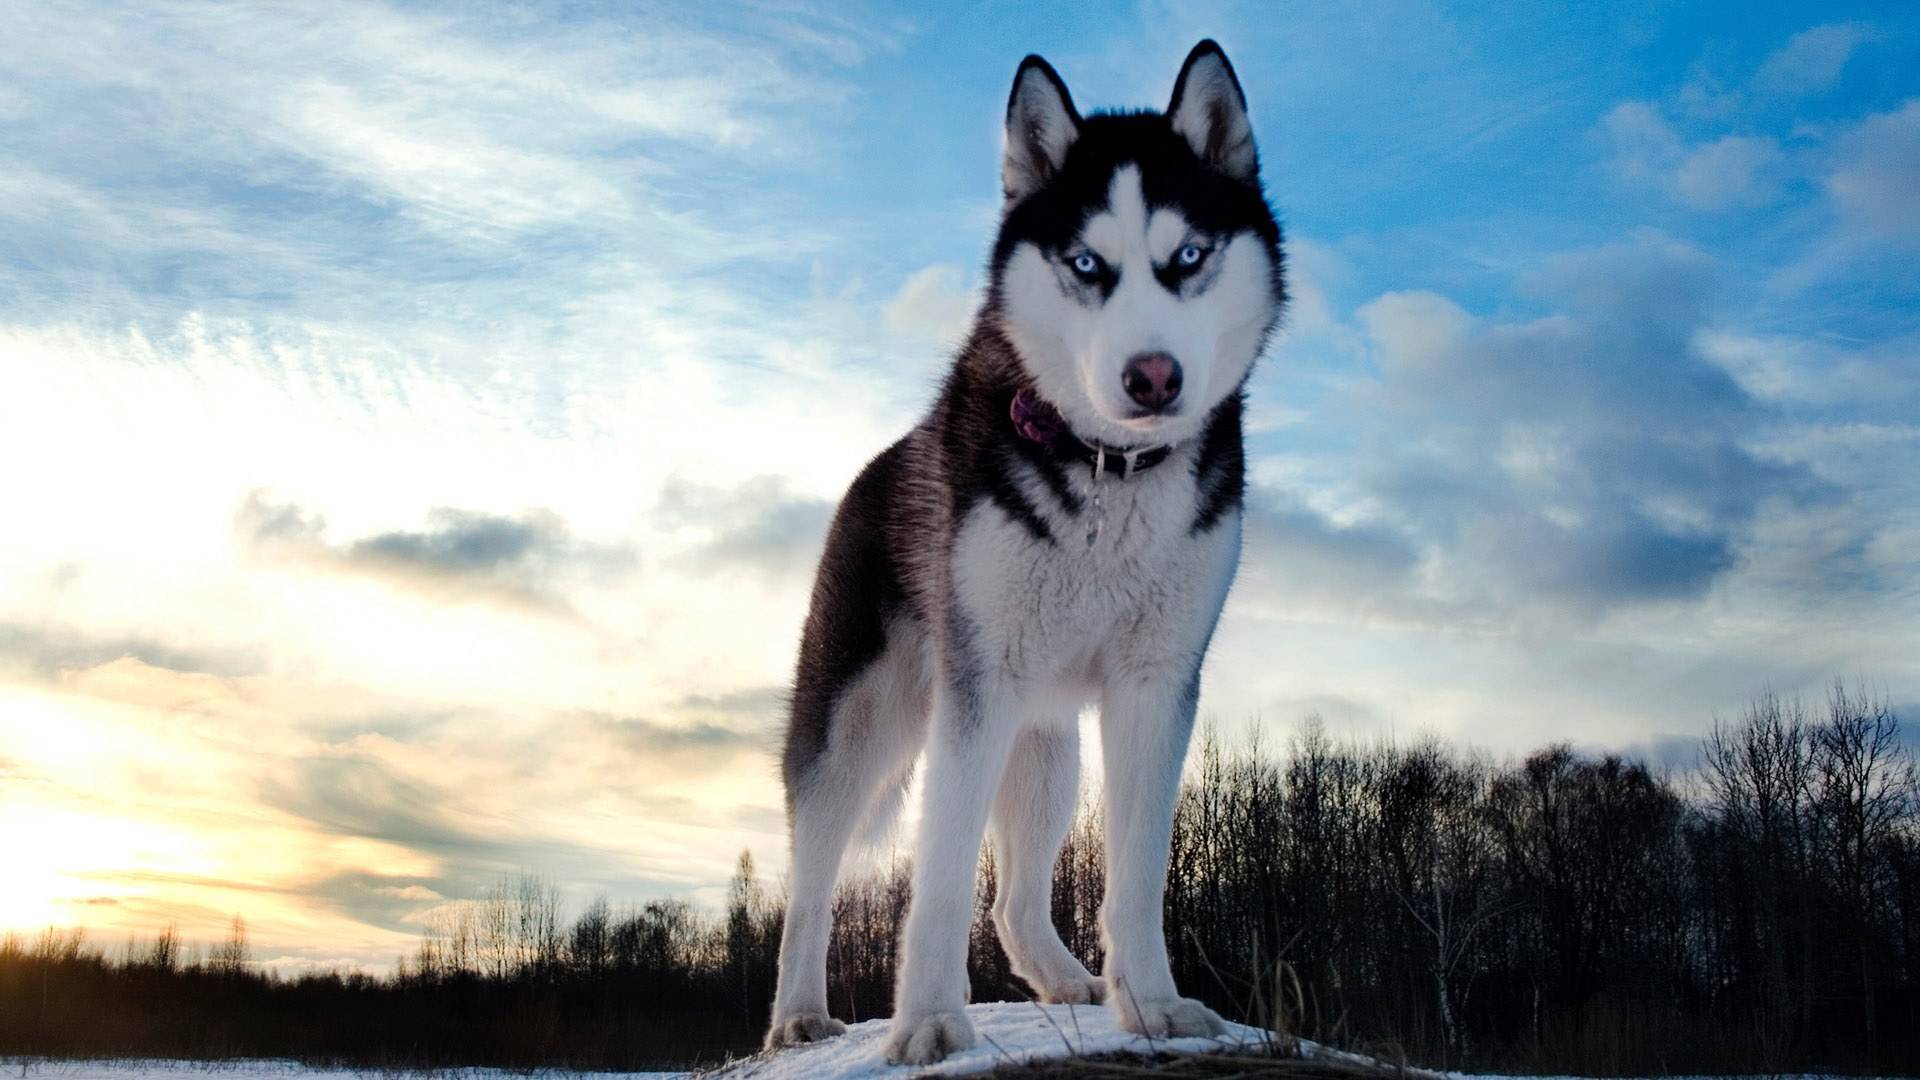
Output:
[
  {"xmin": 1, "ymin": 1063, "xmax": 670, "ymax": 1080},
  {"xmin": 2, "ymin": 1003, "xmax": 1286, "ymax": 1080},
  {"xmin": 709, "ymin": 1002, "xmax": 1291, "ymax": 1078}
]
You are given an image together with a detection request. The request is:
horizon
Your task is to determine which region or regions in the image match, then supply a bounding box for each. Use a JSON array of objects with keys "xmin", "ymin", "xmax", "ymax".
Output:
[
  {"xmin": 2, "ymin": 0, "xmax": 1916, "ymax": 974},
  {"xmin": 7, "ymin": 686, "xmax": 1900, "ymax": 971}
]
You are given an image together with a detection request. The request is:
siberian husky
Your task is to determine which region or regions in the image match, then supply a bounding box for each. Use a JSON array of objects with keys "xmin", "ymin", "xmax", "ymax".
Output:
[{"xmin": 765, "ymin": 40, "xmax": 1285, "ymax": 1066}]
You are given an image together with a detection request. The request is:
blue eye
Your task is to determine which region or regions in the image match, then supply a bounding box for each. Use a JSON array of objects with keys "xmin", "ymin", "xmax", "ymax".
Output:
[
  {"xmin": 1177, "ymin": 244, "xmax": 1206, "ymax": 267},
  {"xmin": 1069, "ymin": 252, "xmax": 1102, "ymax": 279}
]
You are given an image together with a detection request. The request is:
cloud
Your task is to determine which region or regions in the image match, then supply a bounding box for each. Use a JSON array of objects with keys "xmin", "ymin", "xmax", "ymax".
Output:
[
  {"xmin": 0, "ymin": 1, "xmax": 894, "ymax": 321},
  {"xmin": 1751, "ymin": 22, "xmax": 1874, "ymax": 98},
  {"xmin": 298, "ymin": 873, "xmax": 470, "ymax": 936},
  {"xmin": 0, "ymin": 621, "xmax": 266, "ymax": 683},
  {"xmin": 1350, "ymin": 234, "xmax": 1821, "ymax": 616},
  {"xmin": 655, "ymin": 475, "xmax": 834, "ymax": 579},
  {"xmin": 1825, "ymin": 99, "xmax": 1920, "ymax": 238},
  {"xmin": 1599, "ymin": 103, "xmax": 1782, "ymax": 210},
  {"xmin": 1606, "ymin": 733, "xmax": 1710, "ymax": 775},
  {"xmin": 259, "ymin": 753, "xmax": 478, "ymax": 852},
  {"xmin": 1600, "ymin": 23, "xmax": 1880, "ymax": 214},
  {"xmin": 236, "ymin": 492, "xmax": 635, "ymax": 615},
  {"xmin": 1698, "ymin": 329, "xmax": 1920, "ymax": 416},
  {"xmin": 1370, "ymin": 235, "xmax": 1741, "ymax": 428},
  {"xmin": 1355, "ymin": 290, "xmax": 1471, "ymax": 374},
  {"xmin": 583, "ymin": 712, "xmax": 764, "ymax": 773},
  {"xmin": 1672, "ymin": 21, "xmax": 1874, "ymax": 121},
  {"xmin": 1496, "ymin": 506, "xmax": 1735, "ymax": 606},
  {"xmin": 373, "ymin": 884, "xmax": 444, "ymax": 902},
  {"xmin": 1226, "ymin": 231, "xmax": 1851, "ymax": 631},
  {"xmin": 1673, "ymin": 67, "xmax": 1743, "ymax": 123},
  {"xmin": 252, "ymin": 737, "xmax": 732, "ymax": 908},
  {"xmin": 884, "ymin": 264, "xmax": 978, "ymax": 345},
  {"xmin": 1239, "ymin": 491, "xmax": 1422, "ymax": 615},
  {"xmin": 1601, "ymin": 102, "xmax": 1686, "ymax": 181},
  {"xmin": 283, "ymin": 79, "xmax": 629, "ymax": 236},
  {"xmin": 676, "ymin": 685, "xmax": 788, "ymax": 718},
  {"xmin": 1527, "ymin": 235, "xmax": 1722, "ymax": 338},
  {"xmin": 1671, "ymin": 135, "xmax": 1784, "ymax": 209},
  {"xmin": 352, "ymin": 514, "xmax": 571, "ymax": 578}
]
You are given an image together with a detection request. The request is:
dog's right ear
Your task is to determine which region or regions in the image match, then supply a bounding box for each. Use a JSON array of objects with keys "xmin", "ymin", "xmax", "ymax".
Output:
[
  {"xmin": 1168, "ymin": 40, "xmax": 1257, "ymax": 183},
  {"xmin": 1002, "ymin": 55, "xmax": 1080, "ymax": 202}
]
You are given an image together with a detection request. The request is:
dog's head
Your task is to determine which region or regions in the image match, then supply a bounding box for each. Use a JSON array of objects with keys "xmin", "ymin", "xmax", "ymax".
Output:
[{"xmin": 987, "ymin": 41, "xmax": 1284, "ymax": 449}]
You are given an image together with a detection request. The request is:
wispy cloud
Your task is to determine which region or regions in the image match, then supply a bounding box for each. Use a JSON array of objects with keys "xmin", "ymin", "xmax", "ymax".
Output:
[
  {"xmin": 655, "ymin": 476, "xmax": 834, "ymax": 580},
  {"xmin": 237, "ymin": 493, "xmax": 636, "ymax": 618},
  {"xmin": 884, "ymin": 264, "xmax": 981, "ymax": 346},
  {"xmin": 1674, "ymin": 20, "xmax": 1876, "ymax": 119},
  {"xmin": 1825, "ymin": 98, "xmax": 1920, "ymax": 238},
  {"xmin": 0, "ymin": 0, "xmax": 896, "ymax": 323},
  {"xmin": 0, "ymin": 621, "xmax": 266, "ymax": 682},
  {"xmin": 1599, "ymin": 102, "xmax": 1784, "ymax": 210},
  {"xmin": 1752, "ymin": 22, "xmax": 1876, "ymax": 99}
]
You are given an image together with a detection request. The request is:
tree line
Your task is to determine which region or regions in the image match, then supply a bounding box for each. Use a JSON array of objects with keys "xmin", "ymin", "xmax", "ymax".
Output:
[{"xmin": 2, "ymin": 680, "xmax": 1914, "ymax": 1072}]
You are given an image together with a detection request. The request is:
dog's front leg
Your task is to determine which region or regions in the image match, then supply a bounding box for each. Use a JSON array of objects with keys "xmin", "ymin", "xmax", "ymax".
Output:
[
  {"xmin": 1098, "ymin": 667, "xmax": 1227, "ymax": 1038},
  {"xmin": 884, "ymin": 673, "xmax": 1018, "ymax": 1066}
]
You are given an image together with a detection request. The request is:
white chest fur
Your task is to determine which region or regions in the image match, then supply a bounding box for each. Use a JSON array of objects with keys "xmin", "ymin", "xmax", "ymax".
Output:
[{"xmin": 948, "ymin": 458, "xmax": 1241, "ymax": 690}]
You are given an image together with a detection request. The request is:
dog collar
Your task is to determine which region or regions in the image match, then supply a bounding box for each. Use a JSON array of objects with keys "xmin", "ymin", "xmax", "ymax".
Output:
[{"xmin": 1009, "ymin": 389, "xmax": 1173, "ymax": 481}]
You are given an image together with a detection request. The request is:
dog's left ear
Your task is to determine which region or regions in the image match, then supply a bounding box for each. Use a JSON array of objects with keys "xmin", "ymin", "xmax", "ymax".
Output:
[{"xmin": 1167, "ymin": 40, "xmax": 1257, "ymax": 183}]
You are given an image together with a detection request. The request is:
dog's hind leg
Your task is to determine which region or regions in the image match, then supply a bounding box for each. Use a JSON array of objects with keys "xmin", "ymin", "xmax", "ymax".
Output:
[
  {"xmin": 765, "ymin": 776, "xmax": 859, "ymax": 1050},
  {"xmin": 990, "ymin": 720, "xmax": 1102, "ymax": 1004},
  {"xmin": 767, "ymin": 631, "xmax": 931, "ymax": 1051}
]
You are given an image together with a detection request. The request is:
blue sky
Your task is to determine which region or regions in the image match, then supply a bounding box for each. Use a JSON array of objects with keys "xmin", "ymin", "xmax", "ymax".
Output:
[{"xmin": 0, "ymin": 1, "xmax": 1915, "ymax": 970}]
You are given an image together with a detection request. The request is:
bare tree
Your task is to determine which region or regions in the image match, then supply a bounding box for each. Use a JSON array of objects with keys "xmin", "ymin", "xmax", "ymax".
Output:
[
  {"xmin": 208, "ymin": 916, "xmax": 250, "ymax": 978},
  {"xmin": 1704, "ymin": 691, "xmax": 1819, "ymax": 1031},
  {"xmin": 1812, "ymin": 679, "xmax": 1915, "ymax": 1033},
  {"xmin": 146, "ymin": 924, "xmax": 180, "ymax": 974},
  {"xmin": 570, "ymin": 895, "xmax": 612, "ymax": 976}
]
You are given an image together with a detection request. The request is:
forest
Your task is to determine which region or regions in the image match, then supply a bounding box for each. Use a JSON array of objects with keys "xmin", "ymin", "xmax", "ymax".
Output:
[{"xmin": 2, "ymin": 680, "xmax": 1915, "ymax": 1073}]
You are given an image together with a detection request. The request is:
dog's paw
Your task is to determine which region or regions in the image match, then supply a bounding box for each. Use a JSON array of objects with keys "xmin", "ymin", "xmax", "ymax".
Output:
[
  {"xmin": 763, "ymin": 1010, "xmax": 846, "ymax": 1051},
  {"xmin": 883, "ymin": 1010, "xmax": 975, "ymax": 1065},
  {"xmin": 1116, "ymin": 995, "xmax": 1227, "ymax": 1039},
  {"xmin": 1011, "ymin": 951, "xmax": 1104, "ymax": 1005},
  {"xmin": 1033, "ymin": 971, "xmax": 1106, "ymax": 1005}
]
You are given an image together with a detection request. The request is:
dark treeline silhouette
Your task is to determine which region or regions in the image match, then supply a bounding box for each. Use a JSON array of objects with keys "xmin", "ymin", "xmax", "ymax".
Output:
[
  {"xmin": 3, "ymin": 680, "xmax": 1915, "ymax": 1073},
  {"xmin": 1, "ymin": 874, "xmax": 761, "ymax": 1069}
]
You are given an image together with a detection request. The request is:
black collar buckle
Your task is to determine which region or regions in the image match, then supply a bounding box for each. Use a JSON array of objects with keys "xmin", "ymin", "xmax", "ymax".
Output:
[{"xmin": 1085, "ymin": 441, "xmax": 1173, "ymax": 481}]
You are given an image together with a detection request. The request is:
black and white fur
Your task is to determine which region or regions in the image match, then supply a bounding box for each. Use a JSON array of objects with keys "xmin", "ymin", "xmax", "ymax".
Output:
[{"xmin": 765, "ymin": 41, "xmax": 1285, "ymax": 1066}]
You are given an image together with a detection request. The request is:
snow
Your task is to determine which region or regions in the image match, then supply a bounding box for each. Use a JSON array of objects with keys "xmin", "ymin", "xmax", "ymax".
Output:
[
  {"xmin": 0, "ymin": 1006, "xmax": 1298, "ymax": 1080},
  {"xmin": 705, "ymin": 1001, "xmax": 1286, "ymax": 1078},
  {"xmin": 4, "ymin": 1063, "xmax": 679, "ymax": 1080},
  {"xmin": 4, "ymin": 1047, "xmax": 1876, "ymax": 1080}
]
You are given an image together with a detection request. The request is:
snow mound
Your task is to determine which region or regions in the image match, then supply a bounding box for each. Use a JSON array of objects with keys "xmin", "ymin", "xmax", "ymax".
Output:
[
  {"xmin": 8, "ymin": 1063, "xmax": 679, "ymax": 1080},
  {"xmin": 706, "ymin": 1001, "xmax": 1287, "ymax": 1079}
]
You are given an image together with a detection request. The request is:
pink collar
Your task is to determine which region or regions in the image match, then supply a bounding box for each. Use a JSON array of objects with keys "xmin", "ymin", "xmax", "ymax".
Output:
[{"xmin": 1008, "ymin": 389, "xmax": 1174, "ymax": 480}]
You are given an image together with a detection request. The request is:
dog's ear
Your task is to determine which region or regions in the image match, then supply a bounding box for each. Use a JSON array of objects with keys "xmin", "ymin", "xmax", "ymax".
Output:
[
  {"xmin": 1167, "ymin": 40, "xmax": 1257, "ymax": 183},
  {"xmin": 1003, "ymin": 55, "xmax": 1081, "ymax": 202}
]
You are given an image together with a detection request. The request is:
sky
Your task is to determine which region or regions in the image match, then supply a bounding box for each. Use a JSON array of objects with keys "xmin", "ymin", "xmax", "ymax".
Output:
[{"xmin": 0, "ymin": 0, "xmax": 1916, "ymax": 972}]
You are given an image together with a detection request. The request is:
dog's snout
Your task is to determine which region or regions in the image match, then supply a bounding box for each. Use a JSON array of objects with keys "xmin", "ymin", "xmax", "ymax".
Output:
[{"xmin": 1121, "ymin": 352, "xmax": 1183, "ymax": 411}]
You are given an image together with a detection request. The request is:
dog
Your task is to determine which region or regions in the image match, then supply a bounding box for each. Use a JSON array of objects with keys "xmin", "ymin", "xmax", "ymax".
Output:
[{"xmin": 764, "ymin": 40, "xmax": 1285, "ymax": 1066}]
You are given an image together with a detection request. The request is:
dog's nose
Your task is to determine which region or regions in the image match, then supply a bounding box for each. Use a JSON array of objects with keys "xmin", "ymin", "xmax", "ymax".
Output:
[{"xmin": 1121, "ymin": 352, "xmax": 1183, "ymax": 411}]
